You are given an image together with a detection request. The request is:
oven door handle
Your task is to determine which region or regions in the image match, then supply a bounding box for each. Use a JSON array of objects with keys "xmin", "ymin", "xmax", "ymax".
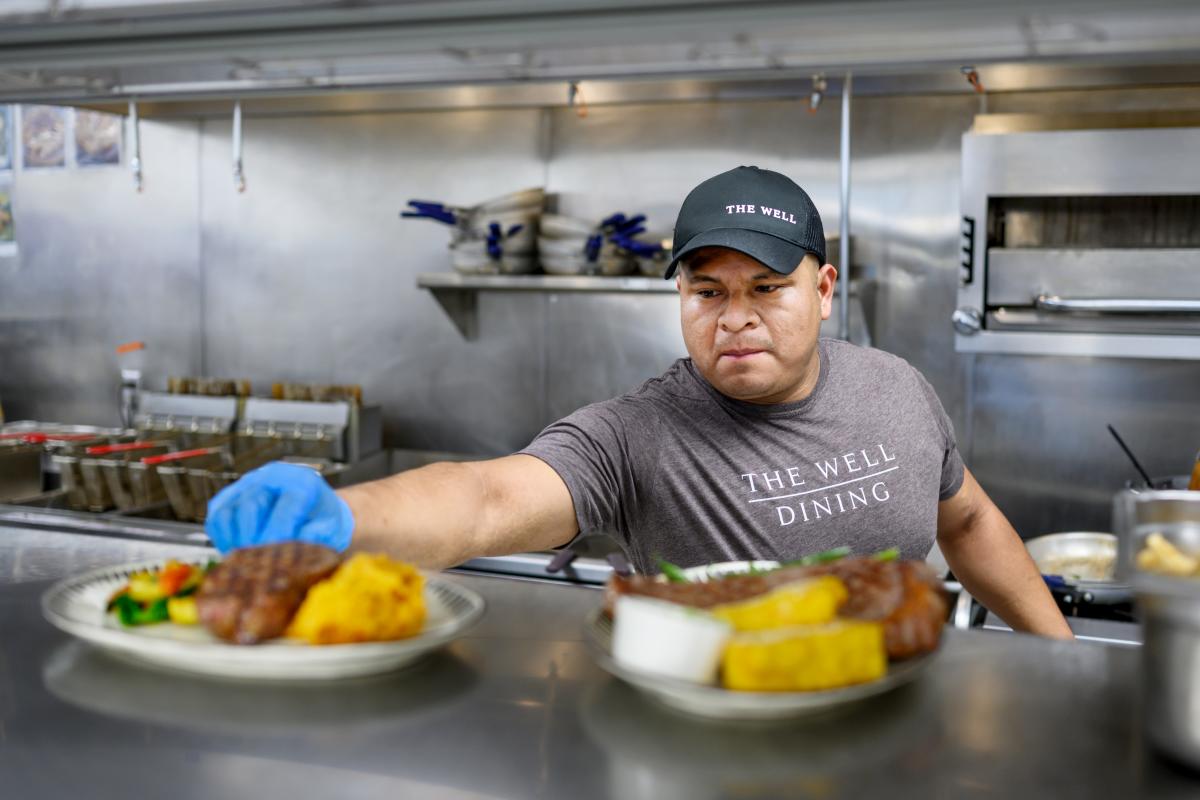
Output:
[{"xmin": 1035, "ymin": 294, "xmax": 1200, "ymax": 315}]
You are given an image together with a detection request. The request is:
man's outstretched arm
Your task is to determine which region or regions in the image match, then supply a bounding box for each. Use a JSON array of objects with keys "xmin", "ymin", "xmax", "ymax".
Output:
[
  {"xmin": 341, "ymin": 455, "xmax": 578, "ymax": 568},
  {"xmin": 205, "ymin": 455, "xmax": 579, "ymax": 568}
]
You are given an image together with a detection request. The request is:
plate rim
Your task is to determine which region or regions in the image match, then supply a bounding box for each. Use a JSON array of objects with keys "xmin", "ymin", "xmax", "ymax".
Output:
[{"xmin": 40, "ymin": 555, "xmax": 487, "ymax": 665}]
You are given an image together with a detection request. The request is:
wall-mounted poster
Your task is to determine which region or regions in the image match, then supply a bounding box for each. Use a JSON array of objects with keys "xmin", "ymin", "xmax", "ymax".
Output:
[
  {"xmin": 75, "ymin": 109, "xmax": 121, "ymax": 166},
  {"xmin": 0, "ymin": 179, "xmax": 15, "ymax": 258},
  {"xmin": 21, "ymin": 105, "xmax": 68, "ymax": 169},
  {"xmin": 0, "ymin": 106, "xmax": 12, "ymax": 171}
]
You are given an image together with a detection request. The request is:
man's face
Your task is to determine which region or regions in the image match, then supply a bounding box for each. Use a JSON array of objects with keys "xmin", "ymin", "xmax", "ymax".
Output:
[{"xmin": 677, "ymin": 248, "xmax": 837, "ymax": 404}]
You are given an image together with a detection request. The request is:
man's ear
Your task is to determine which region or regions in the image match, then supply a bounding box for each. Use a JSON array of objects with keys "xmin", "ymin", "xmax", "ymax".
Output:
[{"xmin": 817, "ymin": 263, "xmax": 838, "ymax": 321}]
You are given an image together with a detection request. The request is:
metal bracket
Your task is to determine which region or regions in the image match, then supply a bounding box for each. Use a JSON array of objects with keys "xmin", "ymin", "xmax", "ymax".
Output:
[{"xmin": 429, "ymin": 287, "xmax": 479, "ymax": 339}]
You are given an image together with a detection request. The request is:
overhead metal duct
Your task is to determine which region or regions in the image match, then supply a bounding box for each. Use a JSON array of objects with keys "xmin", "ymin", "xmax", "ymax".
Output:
[{"xmin": 4, "ymin": 0, "xmax": 1200, "ymax": 105}]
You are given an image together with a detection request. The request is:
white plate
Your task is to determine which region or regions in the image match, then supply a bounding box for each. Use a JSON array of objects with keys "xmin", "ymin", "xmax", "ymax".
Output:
[
  {"xmin": 588, "ymin": 559, "xmax": 937, "ymax": 721},
  {"xmin": 42, "ymin": 558, "xmax": 486, "ymax": 681},
  {"xmin": 586, "ymin": 611, "xmax": 933, "ymax": 721}
]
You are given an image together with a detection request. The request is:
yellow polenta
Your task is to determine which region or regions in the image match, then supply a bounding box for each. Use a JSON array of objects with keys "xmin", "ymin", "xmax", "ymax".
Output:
[
  {"xmin": 722, "ymin": 620, "xmax": 886, "ymax": 691},
  {"xmin": 710, "ymin": 576, "xmax": 847, "ymax": 631},
  {"xmin": 287, "ymin": 553, "xmax": 426, "ymax": 645}
]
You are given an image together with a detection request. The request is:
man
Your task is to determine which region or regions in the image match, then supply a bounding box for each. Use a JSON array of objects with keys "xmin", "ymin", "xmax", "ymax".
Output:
[{"xmin": 208, "ymin": 166, "xmax": 1072, "ymax": 639}]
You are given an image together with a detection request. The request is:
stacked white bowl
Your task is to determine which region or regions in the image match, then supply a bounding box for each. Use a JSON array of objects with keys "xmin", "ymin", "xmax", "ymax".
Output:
[
  {"xmin": 538, "ymin": 214, "xmax": 633, "ymax": 276},
  {"xmin": 446, "ymin": 188, "xmax": 544, "ymax": 275}
]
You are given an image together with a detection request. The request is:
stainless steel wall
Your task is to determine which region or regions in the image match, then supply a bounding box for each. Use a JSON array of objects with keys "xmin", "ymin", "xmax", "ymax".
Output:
[
  {"xmin": 194, "ymin": 101, "xmax": 863, "ymax": 452},
  {"xmin": 197, "ymin": 108, "xmax": 553, "ymax": 454},
  {"xmin": 0, "ymin": 119, "xmax": 202, "ymax": 425},
  {"xmin": 3, "ymin": 87, "xmax": 1199, "ymax": 535}
]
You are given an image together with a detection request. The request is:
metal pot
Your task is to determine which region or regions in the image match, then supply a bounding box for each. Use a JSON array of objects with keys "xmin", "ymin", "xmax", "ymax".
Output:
[
  {"xmin": 1025, "ymin": 531, "xmax": 1130, "ymax": 606},
  {"xmin": 1125, "ymin": 474, "xmax": 1192, "ymax": 491},
  {"xmin": 1114, "ymin": 489, "xmax": 1200, "ymax": 770}
]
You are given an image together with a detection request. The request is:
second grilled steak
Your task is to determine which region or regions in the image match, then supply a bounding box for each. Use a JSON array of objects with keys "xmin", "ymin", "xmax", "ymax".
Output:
[
  {"xmin": 603, "ymin": 557, "xmax": 947, "ymax": 660},
  {"xmin": 197, "ymin": 542, "xmax": 342, "ymax": 644}
]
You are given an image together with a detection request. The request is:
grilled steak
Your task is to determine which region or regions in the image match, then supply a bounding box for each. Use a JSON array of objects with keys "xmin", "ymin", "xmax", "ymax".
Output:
[
  {"xmin": 197, "ymin": 542, "xmax": 342, "ymax": 644},
  {"xmin": 871, "ymin": 561, "xmax": 947, "ymax": 660},
  {"xmin": 603, "ymin": 557, "xmax": 947, "ymax": 660},
  {"xmin": 604, "ymin": 569, "xmax": 791, "ymax": 612}
]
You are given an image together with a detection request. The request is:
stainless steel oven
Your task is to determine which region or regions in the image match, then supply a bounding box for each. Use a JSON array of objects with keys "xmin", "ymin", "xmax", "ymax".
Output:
[{"xmin": 955, "ymin": 120, "xmax": 1200, "ymax": 360}]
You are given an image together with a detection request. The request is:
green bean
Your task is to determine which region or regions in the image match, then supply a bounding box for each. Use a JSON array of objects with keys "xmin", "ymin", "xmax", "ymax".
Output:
[{"xmin": 657, "ymin": 559, "xmax": 690, "ymax": 583}]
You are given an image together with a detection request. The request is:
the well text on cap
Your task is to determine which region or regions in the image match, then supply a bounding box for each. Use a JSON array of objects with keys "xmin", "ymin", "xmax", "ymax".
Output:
[{"xmin": 725, "ymin": 204, "xmax": 798, "ymax": 224}]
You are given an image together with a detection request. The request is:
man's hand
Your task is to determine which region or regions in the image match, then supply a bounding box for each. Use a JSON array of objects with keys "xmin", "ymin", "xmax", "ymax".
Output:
[
  {"xmin": 205, "ymin": 462, "xmax": 354, "ymax": 554},
  {"xmin": 937, "ymin": 467, "xmax": 1074, "ymax": 640}
]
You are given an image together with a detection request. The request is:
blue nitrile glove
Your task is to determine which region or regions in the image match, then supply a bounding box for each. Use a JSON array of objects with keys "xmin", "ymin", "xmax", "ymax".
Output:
[{"xmin": 205, "ymin": 461, "xmax": 354, "ymax": 554}]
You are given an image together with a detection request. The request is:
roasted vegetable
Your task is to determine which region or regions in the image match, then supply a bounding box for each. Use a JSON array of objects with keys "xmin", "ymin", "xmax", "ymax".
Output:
[
  {"xmin": 112, "ymin": 595, "xmax": 170, "ymax": 627},
  {"xmin": 657, "ymin": 559, "xmax": 690, "ymax": 584},
  {"xmin": 782, "ymin": 547, "xmax": 852, "ymax": 567},
  {"xmin": 108, "ymin": 560, "xmax": 210, "ymax": 627},
  {"xmin": 125, "ymin": 572, "xmax": 165, "ymax": 604},
  {"xmin": 167, "ymin": 596, "xmax": 199, "ymax": 625},
  {"xmin": 158, "ymin": 561, "xmax": 194, "ymax": 596}
]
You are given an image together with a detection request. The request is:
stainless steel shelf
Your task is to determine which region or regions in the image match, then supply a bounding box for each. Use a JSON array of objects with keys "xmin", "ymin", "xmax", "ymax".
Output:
[
  {"xmin": 417, "ymin": 272, "xmax": 675, "ymax": 339},
  {"xmin": 417, "ymin": 272, "xmax": 674, "ymax": 294}
]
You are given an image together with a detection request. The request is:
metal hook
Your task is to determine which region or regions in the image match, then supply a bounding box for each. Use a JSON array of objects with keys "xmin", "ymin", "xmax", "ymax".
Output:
[
  {"xmin": 128, "ymin": 100, "xmax": 142, "ymax": 192},
  {"xmin": 567, "ymin": 81, "xmax": 588, "ymax": 119},
  {"xmin": 808, "ymin": 73, "xmax": 827, "ymax": 113},
  {"xmin": 961, "ymin": 65, "xmax": 985, "ymax": 94},
  {"xmin": 232, "ymin": 100, "xmax": 246, "ymax": 193}
]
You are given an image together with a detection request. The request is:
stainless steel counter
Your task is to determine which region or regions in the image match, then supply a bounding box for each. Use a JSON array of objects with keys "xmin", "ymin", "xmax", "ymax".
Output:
[{"xmin": 1, "ymin": 524, "xmax": 1196, "ymax": 799}]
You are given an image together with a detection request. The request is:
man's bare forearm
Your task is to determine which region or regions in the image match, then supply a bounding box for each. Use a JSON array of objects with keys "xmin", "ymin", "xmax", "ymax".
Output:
[
  {"xmin": 337, "ymin": 462, "xmax": 488, "ymax": 569},
  {"xmin": 335, "ymin": 455, "xmax": 578, "ymax": 570},
  {"xmin": 939, "ymin": 502, "xmax": 1073, "ymax": 639}
]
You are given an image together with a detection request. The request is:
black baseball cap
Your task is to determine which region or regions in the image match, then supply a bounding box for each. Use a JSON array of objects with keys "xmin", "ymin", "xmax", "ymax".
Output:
[{"xmin": 664, "ymin": 166, "xmax": 827, "ymax": 279}]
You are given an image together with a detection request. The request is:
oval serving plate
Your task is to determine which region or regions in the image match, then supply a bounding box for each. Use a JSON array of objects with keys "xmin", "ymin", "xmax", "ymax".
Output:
[
  {"xmin": 42, "ymin": 557, "xmax": 485, "ymax": 682},
  {"xmin": 585, "ymin": 610, "xmax": 934, "ymax": 721},
  {"xmin": 590, "ymin": 558, "xmax": 936, "ymax": 721}
]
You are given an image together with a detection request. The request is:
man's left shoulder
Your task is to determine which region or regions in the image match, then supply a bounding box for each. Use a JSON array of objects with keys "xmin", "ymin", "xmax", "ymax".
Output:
[{"xmin": 822, "ymin": 338, "xmax": 921, "ymax": 383}]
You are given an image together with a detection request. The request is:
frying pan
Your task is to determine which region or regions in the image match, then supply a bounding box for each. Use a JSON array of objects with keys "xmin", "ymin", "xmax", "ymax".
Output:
[
  {"xmin": 1025, "ymin": 531, "xmax": 1130, "ymax": 607},
  {"xmin": 953, "ymin": 531, "xmax": 1129, "ymax": 629}
]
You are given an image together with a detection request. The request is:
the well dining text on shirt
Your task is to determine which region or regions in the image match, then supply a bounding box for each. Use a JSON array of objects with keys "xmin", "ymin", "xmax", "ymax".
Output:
[{"xmin": 738, "ymin": 443, "xmax": 899, "ymax": 527}]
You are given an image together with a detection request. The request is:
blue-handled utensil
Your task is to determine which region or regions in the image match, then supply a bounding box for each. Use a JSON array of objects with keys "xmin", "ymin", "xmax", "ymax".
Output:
[{"xmin": 400, "ymin": 200, "xmax": 457, "ymax": 226}]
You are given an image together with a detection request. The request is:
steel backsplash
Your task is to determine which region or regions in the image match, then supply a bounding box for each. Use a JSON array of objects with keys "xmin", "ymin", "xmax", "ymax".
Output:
[{"xmin": 4, "ymin": 85, "xmax": 1200, "ymax": 536}]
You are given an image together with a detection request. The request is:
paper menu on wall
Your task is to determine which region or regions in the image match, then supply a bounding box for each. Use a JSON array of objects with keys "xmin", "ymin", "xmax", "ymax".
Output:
[
  {"xmin": 75, "ymin": 109, "xmax": 121, "ymax": 166},
  {"xmin": 0, "ymin": 177, "xmax": 15, "ymax": 258},
  {"xmin": 0, "ymin": 106, "xmax": 12, "ymax": 172},
  {"xmin": 21, "ymin": 105, "xmax": 68, "ymax": 169}
]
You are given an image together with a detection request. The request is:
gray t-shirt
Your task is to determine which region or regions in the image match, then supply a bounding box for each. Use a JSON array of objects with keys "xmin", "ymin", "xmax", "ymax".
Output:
[{"xmin": 521, "ymin": 338, "xmax": 965, "ymax": 573}]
